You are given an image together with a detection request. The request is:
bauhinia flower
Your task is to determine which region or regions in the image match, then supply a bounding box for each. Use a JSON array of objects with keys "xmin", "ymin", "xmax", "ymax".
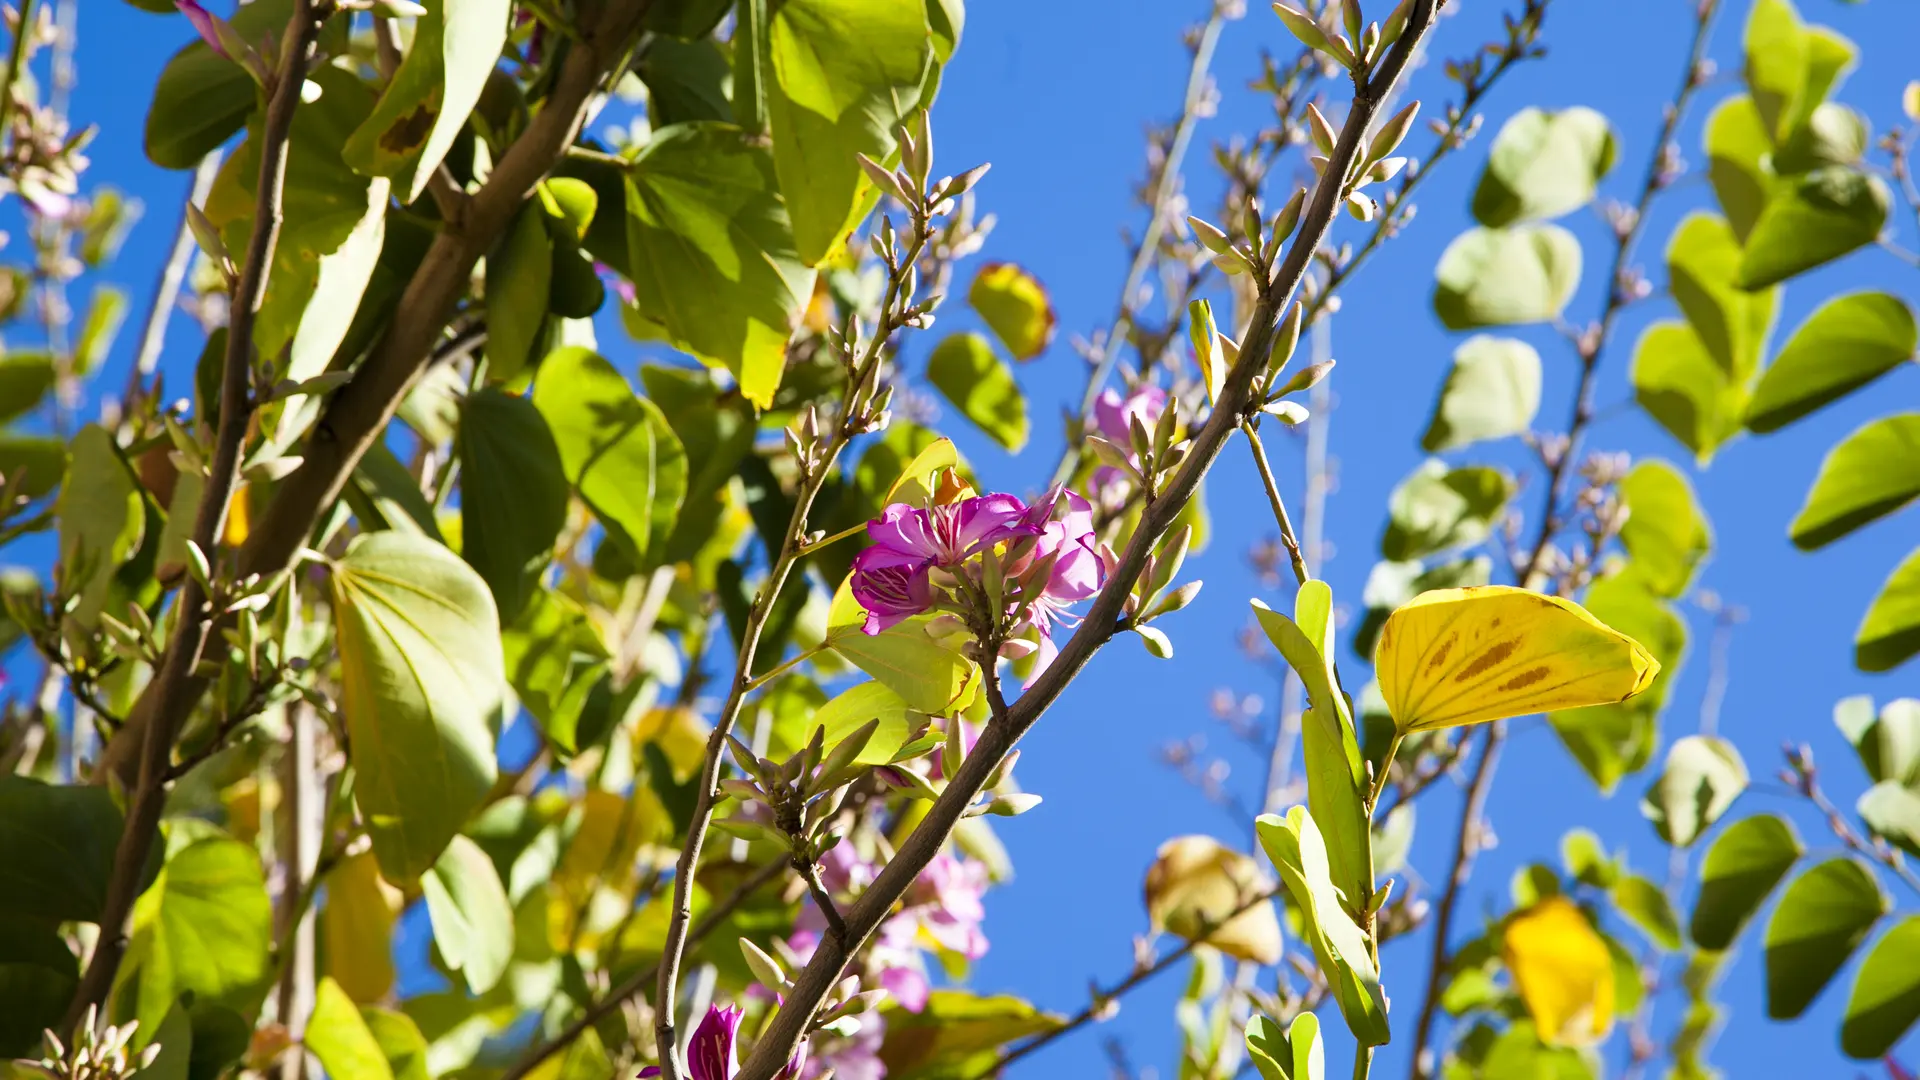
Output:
[
  {"xmin": 849, "ymin": 490, "xmax": 1044, "ymax": 635},
  {"xmin": 175, "ymin": 0, "xmax": 227, "ymax": 57},
  {"xmin": 640, "ymin": 1003, "xmax": 807, "ymax": 1080},
  {"xmin": 1090, "ymin": 384, "xmax": 1168, "ymax": 500},
  {"xmin": 1010, "ymin": 489, "xmax": 1108, "ymax": 678}
]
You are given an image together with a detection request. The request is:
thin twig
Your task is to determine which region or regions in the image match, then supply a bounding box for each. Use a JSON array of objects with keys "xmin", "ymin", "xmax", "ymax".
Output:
[
  {"xmin": 124, "ymin": 151, "xmax": 222, "ymax": 412},
  {"xmin": 1241, "ymin": 421, "xmax": 1310, "ymax": 586},
  {"xmin": 62, "ymin": 1, "xmax": 328, "ymax": 1030},
  {"xmin": 500, "ymin": 860, "xmax": 786, "ymax": 1080},
  {"xmin": 736, "ymin": 11, "xmax": 1443, "ymax": 1076},
  {"xmin": 1404, "ymin": 6, "xmax": 1721, "ymax": 1075}
]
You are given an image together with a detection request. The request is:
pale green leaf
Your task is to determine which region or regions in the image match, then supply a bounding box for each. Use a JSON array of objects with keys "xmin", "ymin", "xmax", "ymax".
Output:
[
  {"xmin": 1471, "ymin": 106, "xmax": 1616, "ymax": 226},
  {"xmin": 1857, "ymin": 782, "xmax": 1920, "ymax": 859},
  {"xmin": 1833, "ymin": 695, "xmax": 1920, "ymax": 786},
  {"xmin": 1611, "ymin": 874, "xmax": 1681, "ymax": 951},
  {"xmin": 1420, "ymin": 335, "xmax": 1541, "ymax": 452},
  {"xmin": 1432, "ymin": 224, "xmax": 1582, "ymax": 330},
  {"xmin": 827, "ymin": 580, "xmax": 980, "ymax": 713},
  {"xmin": 122, "ymin": 832, "xmax": 274, "ymax": 1034},
  {"xmin": 808, "ymin": 681, "xmax": 913, "ymax": 765},
  {"xmin": 1256, "ymin": 807, "xmax": 1388, "ymax": 1046},
  {"xmin": 332, "ymin": 533, "xmax": 505, "ymax": 883},
  {"xmin": 1858, "ymin": 547, "xmax": 1920, "ymax": 673},
  {"xmin": 1789, "ymin": 414, "xmax": 1920, "ymax": 550},
  {"xmin": 1618, "ymin": 459, "xmax": 1711, "ymax": 598},
  {"xmin": 307, "ymin": 978, "xmax": 395, "ymax": 1080},
  {"xmin": 1641, "ymin": 735, "xmax": 1746, "ymax": 848},
  {"xmin": 1380, "ymin": 459, "xmax": 1512, "ymax": 561},
  {"xmin": 502, "ymin": 589, "xmax": 612, "ymax": 757},
  {"xmin": 1704, "ymin": 96, "xmax": 1774, "ymax": 242},
  {"xmin": 1666, "ymin": 212, "xmax": 1777, "ymax": 382},
  {"xmin": 1630, "ymin": 321, "xmax": 1745, "ymax": 465},
  {"xmin": 1738, "ymin": 167, "xmax": 1888, "ymax": 289}
]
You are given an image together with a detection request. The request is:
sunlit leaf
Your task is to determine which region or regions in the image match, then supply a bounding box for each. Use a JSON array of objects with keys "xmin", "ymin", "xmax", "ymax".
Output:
[
  {"xmin": 1690, "ymin": 812, "xmax": 1801, "ymax": 951},
  {"xmin": 1858, "ymin": 546, "xmax": 1920, "ymax": 672},
  {"xmin": 1380, "ymin": 460, "xmax": 1512, "ymax": 562},
  {"xmin": 1840, "ymin": 915, "xmax": 1920, "ymax": 1059},
  {"xmin": 1144, "ymin": 835, "xmax": 1283, "ymax": 965},
  {"xmin": 1471, "ymin": 106, "xmax": 1616, "ymax": 226},
  {"xmin": 459, "ymin": 388, "xmax": 567, "ymax": 621},
  {"xmin": 321, "ymin": 852, "xmax": 400, "ymax": 1003},
  {"xmin": 1420, "ymin": 335, "xmax": 1541, "ymax": 452},
  {"xmin": 1375, "ymin": 585, "xmax": 1660, "ymax": 733},
  {"xmin": 1705, "ymin": 96, "xmax": 1774, "ymax": 242},
  {"xmin": 1666, "ymin": 212, "xmax": 1777, "ymax": 383},
  {"xmin": 1833, "ymin": 695, "xmax": 1920, "ymax": 786},
  {"xmin": 926, "ymin": 331, "xmax": 1029, "ymax": 451},
  {"xmin": 1738, "ymin": 167, "xmax": 1888, "ymax": 289},
  {"xmin": 1256, "ymin": 807, "xmax": 1388, "ymax": 1046},
  {"xmin": 533, "ymin": 347, "xmax": 688, "ymax": 565},
  {"xmin": 827, "ymin": 579, "xmax": 980, "ymax": 713},
  {"xmin": 1642, "ymin": 735, "xmax": 1747, "ymax": 848},
  {"xmin": 1549, "ymin": 573, "xmax": 1684, "ymax": 794},
  {"xmin": 1747, "ymin": 293, "xmax": 1916, "ymax": 433},
  {"xmin": 968, "ymin": 262, "xmax": 1055, "ymax": 362},
  {"xmin": 1631, "ymin": 321, "xmax": 1745, "ymax": 465},
  {"xmin": 422, "ymin": 835, "xmax": 515, "ymax": 995},
  {"xmin": 1765, "ymin": 856, "xmax": 1886, "ymax": 1019},
  {"xmin": 1503, "ymin": 896, "xmax": 1615, "ymax": 1047},
  {"xmin": 1618, "ymin": 460, "xmax": 1711, "ymax": 599},
  {"xmin": 1788, "ymin": 414, "xmax": 1920, "ymax": 550},
  {"xmin": 1432, "ymin": 224, "xmax": 1582, "ymax": 330},
  {"xmin": 57, "ymin": 424, "xmax": 145, "ymax": 629}
]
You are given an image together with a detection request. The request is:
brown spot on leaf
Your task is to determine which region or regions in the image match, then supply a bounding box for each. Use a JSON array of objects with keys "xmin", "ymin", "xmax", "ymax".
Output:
[
  {"xmin": 380, "ymin": 105, "xmax": 437, "ymax": 153},
  {"xmin": 1427, "ymin": 630, "xmax": 1459, "ymax": 673},
  {"xmin": 1497, "ymin": 666, "xmax": 1552, "ymax": 693},
  {"xmin": 1454, "ymin": 638, "xmax": 1521, "ymax": 682}
]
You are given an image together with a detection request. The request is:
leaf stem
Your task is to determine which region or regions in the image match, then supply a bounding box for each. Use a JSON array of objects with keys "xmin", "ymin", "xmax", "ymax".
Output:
[
  {"xmin": 742, "ymin": 642, "xmax": 826, "ymax": 695},
  {"xmin": 1241, "ymin": 420, "xmax": 1311, "ymax": 587},
  {"xmin": 62, "ymin": 0, "xmax": 328, "ymax": 1031}
]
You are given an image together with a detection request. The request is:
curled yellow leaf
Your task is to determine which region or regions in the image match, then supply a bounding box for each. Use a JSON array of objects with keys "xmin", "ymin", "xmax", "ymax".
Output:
[
  {"xmin": 1144, "ymin": 835, "xmax": 1283, "ymax": 965},
  {"xmin": 1375, "ymin": 585, "xmax": 1659, "ymax": 733},
  {"xmin": 1503, "ymin": 895, "xmax": 1616, "ymax": 1047}
]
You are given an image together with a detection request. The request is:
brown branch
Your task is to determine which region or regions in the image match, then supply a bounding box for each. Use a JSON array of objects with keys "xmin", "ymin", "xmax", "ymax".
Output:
[
  {"xmin": 1404, "ymin": 5, "xmax": 1721, "ymax": 1075},
  {"xmin": 96, "ymin": 1, "xmax": 657, "ymax": 788},
  {"xmin": 500, "ymin": 859, "xmax": 786, "ymax": 1080},
  {"xmin": 735, "ymin": 9, "xmax": 1443, "ymax": 1076},
  {"xmin": 62, "ymin": 0, "xmax": 329, "ymax": 1030}
]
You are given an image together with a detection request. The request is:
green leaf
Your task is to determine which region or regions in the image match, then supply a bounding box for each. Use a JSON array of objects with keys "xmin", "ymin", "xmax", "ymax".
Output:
[
  {"xmin": 766, "ymin": 0, "xmax": 933, "ymax": 265},
  {"xmin": 1432, "ymin": 224, "xmax": 1582, "ymax": 330},
  {"xmin": 1611, "ymin": 874, "xmax": 1681, "ymax": 951},
  {"xmin": 0, "ymin": 917, "xmax": 78, "ymax": 1057},
  {"xmin": 331, "ymin": 532, "xmax": 505, "ymax": 884},
  {"xmin": 1550, "ymin": 572, "xmax": 1685, "ymax": 793},
  {"xmin": 458, "ymin": 388, "xmax": 567, "ymax": 621},
  {"xmin": 967, "ymin": 262, "xmax": 1056, "ymax": 362},
  {"xmin": 122, "ymin": 831, "xmax": 274, "ymax": 1034},
  {"xmin": 343, "ymin": 0, "xmax": 511, "ymax": 203},
  {"xmin": 1857, "ymin": 782, "xmax": 1920, "ymax": 859},
  {"xmin": 1471, "ymin": 106, "xmax": 1616, "ymax": 226},
  {"xmin": 808, "ymin": 681, "xmax": 913, "ymax": 765},
  {"xmin": 641, "ymin": 366, "xmax": 755, "ymax": 566},
  {"xmin": 926, "ymin": 331, "xmax": 1028, "ymax": 451},
  {"xmin": 1250, "ymin": 585, "xmax": 1371, "ymax": 921},
  {"xmin": 1834, "ymin": 695, "xmax": 1920, "ymax": 786},
  {"xmin": 57, "ymin": 424, "xmax": 145, "ymax": 630},
  {"xmin": 74, "ymin": 288, "xmax": 129, "ymax": 376},
  {"xmin": 1351, "ymin": 555, "xmax": 1490, "ymax": 661},
  {"xmin": 1256, "ymin": 807, "xmax": 1389, "ymax": 1046},
  {"xmin": 1690, "ymin": 812, "xmax": 1801, "ymax": 951},
  {"xmin": 533, "ymin": 347, "xmax": 688, "ymax": 566},
  {"xmin": 0, "ymin": 777, "xmax": 128, "ymax": 922},
  {"xmin": 1765, "ymin": 856, "xmax": 1886, "ymax": 1019},
  {"xmin": 1775, "ymin": 102, "xmax": 1869, "ymax": 174},
  {"xmin": 1748, "ymin": 293, "xmax": 1917, "ymax": 433},
  {"xmin": 0, "ymin": 436, "xmax": 66, "ymax": 498},
  {"xmin": 1420, "ymin": 335, "xmax": 1541, "ymax": 452},
  {"xmin": 1245, "ymin": 1014, "xmax": 1291, "ymax": 1080},
  {"xmin": 502, "ymin": 589, "xmax": 612, "ymax": 757},
  {"xmin": 644, "ymin": 0, "xmax": 733, "ymax": 39},
  {"xmin": 421, "ymin": 835, "xmax": 514, "ymax": 995},
  {"xmin": 1788, "ymin": 414, "xmax": 1920, "ymax": 550},
  {"xmin": 1705, "ymin": 96, "xmax": 1775, "ymax": 242},
  {"xmin": 1561, "ymin": 828, "xmax": 1620, "ymax": 889},
  {"xmin": 0, "ymin": 353, "xmax": 55, "ymax": 425},
  {"xmin": 142, "ymin": 0, "xmax": 343, "ymax": 168},
  {"xmin": 876, "ymin": 990, "xmax": 1063, "ymax": 1077},
  {"xmin": 1476, "ymin": 1021, "xmax": 1597, "ymax": 1080},
  {"xmin": 1666, "ymin": 212, "xmax": 1777, "ymax": 383},
  {"xmin": 1641, "ymin": 735, "xmax": 1747, "ymax": 848},
  {"xmin": 1618, "ymin": 460, "xmax": 1711, "ymax": 598},
  {"xmin": 827, "ymin": 582, "xmax": 980, "ymax": 713},
  {"xmin": 1380, "ymin": 459, "xmax": 1512, "ymax": 561},
  {"xmin": 1858, "ymin": 546, "xmax": 1920, "ymax": 673},
  {"xmin": 484, "ymin": 203, "xmax": 554, "ymax": 384},
  {"xmin": 361, "ymin": 1008, "xmax": 431, "ymax": 1080},
  {"xmin": 348, "ymin": 441, "xmax": 445, "ymax": 540},
  {"xmin": 1630, "ymin": 321, "xmax": 1745, "ymax": 465},
  {"xmin": 624, "ymin": 122, "xmax": 815, "ymax": 408},
  {"xmin": 640, "ymin": 36, "xmax": 735, "ymax": 126},
  {"xmin": 307, "ymin": 978, "xmax": 396, "ymax": 1080},
  {"xmin": 1841, "ymin": 915, "xmax": 1920, "ymax": 1059},
  {"xmin": 1738, "ymin": 167, "xmax": 1889, "ymax": 289},
  {"xmin": 1743, "ymin": 0, "xmax": 1855, "ymax": 144}
]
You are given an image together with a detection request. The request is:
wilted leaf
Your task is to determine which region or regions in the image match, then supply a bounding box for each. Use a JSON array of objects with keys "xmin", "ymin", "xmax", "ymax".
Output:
[
  {"xmin": 967, "ymin": 262, "xmax": 1056, "ymax": 361},
  {"xmin": 1144, "ymin": 835, "xmax": 1283, "ymax": 965}
]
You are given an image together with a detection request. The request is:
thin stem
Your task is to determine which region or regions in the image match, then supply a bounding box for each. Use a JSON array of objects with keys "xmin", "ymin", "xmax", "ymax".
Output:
[
  {"xmin": 62, "ymin": 1, "xmax": 328, "ymax": 1030},
  {"xmin": 1241, "ymin": 421, "xmax": 1310, "ymax": 587},
  {"xmin": 735, "ymin": 10, "xmax": 1444, "ymax": 1075},
  {"xmin": 500, "ymin": 860, "xmax": 785, "ymax": 1080},
  {"xmin": 993, "ymin": 883, "xmax": 1286, "ymax": 1073},
  {"xmin": 653, "ymin": 217, "xmax": 933, "ymax": 1079},
  {"xmin": 1404, "ymin": 8, "xmax": 1719, "ymax": 1074},
  {"xmin": 124, "ymin": 152, "xmax": 222, "ymax": 411},
  {"xmin": 798, "ymin": 520, "xmax": 866, "ymax": 555},
  {"xmin": 0, "ymin": 0, "xmax": 35, "ymax": 154},
  {"xmin": 743, "ymin": 642, "xmax": 826, "ymax": 694},
  {"xmin": 1051, "ymin": 3, "xmax": 1230, "ymax": 488}
]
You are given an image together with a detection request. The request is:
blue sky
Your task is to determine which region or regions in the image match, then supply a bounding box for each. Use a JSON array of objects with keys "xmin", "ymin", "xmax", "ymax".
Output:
[{"xmin": 63, "ymin": 0, "xmax": 1920, "ymax": 1077}]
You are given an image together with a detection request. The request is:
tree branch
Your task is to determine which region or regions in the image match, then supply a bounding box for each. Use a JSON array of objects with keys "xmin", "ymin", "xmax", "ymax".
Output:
[
  {"xmin": 734, "ymin": 9, "xmax": 1443, "ymax": 1075},
  {"xmin": 63, "ymin": 0, "xmax": 328, "ymax": 1029}
]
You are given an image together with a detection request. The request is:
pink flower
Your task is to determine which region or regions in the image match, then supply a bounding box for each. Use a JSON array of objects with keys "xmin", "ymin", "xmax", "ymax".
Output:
[
  {"xmin": 175, "ymin": 0, "xmax": 227, "ymax": 57},
  {"xmin": 1095, "ymin": 385, "xmax": 1167, "ymax": 444},
  {"xmin": 640, "ymin": 1003, "xmax": 806, "ymax": 1080},
  {"xmin": 912, "ymin": 852, "xmax": 990, "ymax": 961},
  {"xmin": 799, "ymin": 1016, "xmax": 886, "ymax": 1080},
  {"xmin": 1012, "ymin": 489, "xmax": 1108, "ymax": 681},
  {"xmin": 847, "ymin": 556, "xmax": 935, "ymax": 635},
  {"xmin": 849, "ymin": 494, "xmax": 1042, "ymax": 635}
]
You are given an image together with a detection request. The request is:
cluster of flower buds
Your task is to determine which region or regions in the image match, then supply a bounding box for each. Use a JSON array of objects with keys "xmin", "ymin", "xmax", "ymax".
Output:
[
  {"xmin": 16, "ymin": 1010, "xmax": 160, "ymax": 1080},
  {"xmin": 1188, "ymin": 187, "xmax": 1304, "ymax": 280},
  {"xmin": 742, "ymin": 938, "xmax": 889, "ymax": 1041},
  {"xmin": 1273, "ymin": 0, "xmax": 1418, "ymax": 76},
  {"xmin": 715, "ymin": 719, "xmax": 898, "ymax": 862},
  {"xmin": 1086, "ymin": 382, "xmax": 1187, "ymax": 504},
  {"xmin": 0, "ymin": 4, "xmax": 91, "ymax": 220}
]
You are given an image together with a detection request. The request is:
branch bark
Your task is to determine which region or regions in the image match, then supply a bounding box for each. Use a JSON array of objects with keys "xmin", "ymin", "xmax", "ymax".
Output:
[
  {"xmin": 97, "ymin": 1, "xmax": 656, "ymax": 787},
  {"xmin": 63, "ymin": 0, "xmax": 328, "ymax": 1028},
  {"xmin": 734, "ymin": 8, "xmax": 1442, "ymax": 1075}
]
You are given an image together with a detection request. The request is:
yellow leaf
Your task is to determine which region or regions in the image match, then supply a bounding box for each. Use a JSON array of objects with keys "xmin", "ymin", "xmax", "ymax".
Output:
[
  {"xmin": 1374, "ymin": 585, "xmax": 1659, "ymax": 733},
  {"xmin": 1188, "ymin": 299, "xmax": 1226, "ymax": 407},
  {"xmin": 321, "ymin": 852, "xmax": 401, "ymax": 1003},
  {"xmin": 1143, "ymin": 835, "xmax": 1283, "ymax": 965},
  {"xmin": 634, "ymin": 706, "xmax": 711, "ymax": 783},
  {"xmin": 1503, "ymin": 895, "xmax": 1616, "ymax": 1047},
  {"xmin": 967, "ymin": 262, "xmax": 1056, "ymax": 361},
  {"xmin": 552, "ymin": 789, "xmax": 650, "ymax": 948},
  {"xmin": 883, "ymin": 437, "xmax": 969, "ymax": 506}
]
